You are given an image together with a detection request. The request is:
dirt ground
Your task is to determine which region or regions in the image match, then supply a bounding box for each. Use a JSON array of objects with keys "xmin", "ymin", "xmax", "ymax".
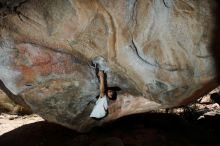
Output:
[
  {"xmin": 0, "ymin": 112, "xmax": 220, "ymax": 146},
  {"xmin": 0, "ymin": 113, "xmax": 44, "ymax": 136}
]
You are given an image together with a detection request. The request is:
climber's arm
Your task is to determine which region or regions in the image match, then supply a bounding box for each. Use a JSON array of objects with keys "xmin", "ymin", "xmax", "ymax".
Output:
[{"xmin": 98, "ymin": 71, "xmax": 105, "ymax": 97}]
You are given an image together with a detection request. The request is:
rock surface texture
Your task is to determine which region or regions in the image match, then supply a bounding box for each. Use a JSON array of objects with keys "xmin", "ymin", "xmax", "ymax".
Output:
[
  {"xmin": 0, "ymin": 89, "xmax": 19, "ymax": 113},
  {"xmin": 0, "ymin": 0, "xmax": 218, "ymax": 131}
]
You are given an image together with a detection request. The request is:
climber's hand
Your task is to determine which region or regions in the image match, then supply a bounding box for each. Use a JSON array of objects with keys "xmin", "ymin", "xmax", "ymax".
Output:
[{"xmin": 98, "ymin": 70, "xmax": 104, "ymax": 78}]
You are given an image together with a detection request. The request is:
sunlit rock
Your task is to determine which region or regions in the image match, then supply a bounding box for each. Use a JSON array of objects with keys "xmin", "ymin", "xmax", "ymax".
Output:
[{"xmin": 0, "ymin": 0, "xmax": 218, "ymax": 131}]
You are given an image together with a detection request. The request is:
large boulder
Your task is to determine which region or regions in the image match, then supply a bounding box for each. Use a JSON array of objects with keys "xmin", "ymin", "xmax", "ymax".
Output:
[{"xmin": 0, "ymin": 0, "xmax": 218, "ymax": 131}]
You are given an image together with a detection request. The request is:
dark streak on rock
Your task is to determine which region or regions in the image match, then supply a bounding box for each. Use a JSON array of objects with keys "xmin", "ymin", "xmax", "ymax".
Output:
[
  {"xmin": 196, "ymin": 55, "xmax": 211, "ymax": 59},
  {"xmin": 131, "ymin": 0, "xmax": 137, "ymax": 26},
  {"xmin": 155, "ymin": 80, "xmax": 168, "ymax": 91},
  {"xmin": 130, "ymin": 38, "xmax": 184, "ymax": 72},
  {"xmin": 177, "ymin": 41, "xmax": 187, "ymax": 52},
  {"xmin": 163, "ymin": 0, "xmax": 171, "ymax": 8},
  {"xmin": 130, "ymin": 39, "xmax": 159, "ymax": 67}
]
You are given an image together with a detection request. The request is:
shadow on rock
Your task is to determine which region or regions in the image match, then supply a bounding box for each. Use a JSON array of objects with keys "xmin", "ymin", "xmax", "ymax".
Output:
[{"xmin": 211, "ymin": 1, "xmax": 220, "ymax": 82}]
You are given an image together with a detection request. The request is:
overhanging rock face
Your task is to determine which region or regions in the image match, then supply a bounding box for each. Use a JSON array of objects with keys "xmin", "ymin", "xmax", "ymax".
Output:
[{"xmin": 0, "ymin": 0, "xmax": 218, "ymax": 131}]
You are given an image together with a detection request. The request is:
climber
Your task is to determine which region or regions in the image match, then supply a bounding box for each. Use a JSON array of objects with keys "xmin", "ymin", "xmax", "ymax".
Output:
[
  {"xmin": 90, "ymin": 70, "xmax": 116, "ymax": 119},
  {"xmin": 89, "ymin": 56, "xmax": 119, "ymax": 119}
]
